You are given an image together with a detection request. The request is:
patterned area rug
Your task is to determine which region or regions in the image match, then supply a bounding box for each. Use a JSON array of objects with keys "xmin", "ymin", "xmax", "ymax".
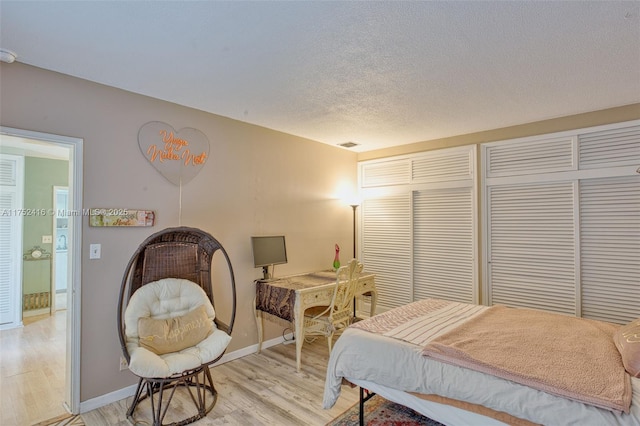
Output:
[
  {"xmin": 327, "ymin": 394, "xmax": 444, "ymax": 426},
  {"xmin": 32, "ymin": 413, "xmax": 85, "ymax": 426}
]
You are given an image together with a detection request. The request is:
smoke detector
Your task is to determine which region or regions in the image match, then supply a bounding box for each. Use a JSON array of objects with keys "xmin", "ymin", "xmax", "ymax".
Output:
[{"xmin": 0, "ymin": 49, "xmax": 17, "ymax": 64}]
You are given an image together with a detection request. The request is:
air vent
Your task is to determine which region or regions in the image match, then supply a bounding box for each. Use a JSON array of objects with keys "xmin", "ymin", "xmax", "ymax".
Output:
[{"xmin": 338, "ymin": 141, "xmax": 359, "ymax": 148}]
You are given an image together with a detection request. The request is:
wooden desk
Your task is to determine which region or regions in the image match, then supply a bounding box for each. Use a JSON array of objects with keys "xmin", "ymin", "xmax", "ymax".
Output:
[{"xmin": 254, "ymin": 270, "xmax": 376, "ymax": 372}]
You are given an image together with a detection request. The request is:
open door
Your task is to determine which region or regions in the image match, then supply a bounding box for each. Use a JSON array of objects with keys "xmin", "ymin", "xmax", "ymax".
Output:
[{"xmin": 52, "ymin": 186, "xmax": 69, "ymax": 312}]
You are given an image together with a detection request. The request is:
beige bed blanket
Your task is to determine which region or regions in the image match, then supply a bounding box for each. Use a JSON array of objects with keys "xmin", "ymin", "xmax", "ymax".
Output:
[{"xmin": 422, "ymin": 305, "xmax": 631, "ymax": 413}]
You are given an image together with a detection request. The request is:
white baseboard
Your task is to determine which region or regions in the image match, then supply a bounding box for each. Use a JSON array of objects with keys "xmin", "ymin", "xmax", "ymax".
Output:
[
  {"xmin": 79, "ymin": 333, "xmax": 294, "ymax": 414},
  {"xmin": 80, "ymin": 383, "xmax": 139, "ymax": 413},
  {"xmin": 0, "ymin": 321, "xmax": 23, "ymax": 331},
  {"xmin": 23, "ymin": 307, "xmax": 50, "ymax": 317}
]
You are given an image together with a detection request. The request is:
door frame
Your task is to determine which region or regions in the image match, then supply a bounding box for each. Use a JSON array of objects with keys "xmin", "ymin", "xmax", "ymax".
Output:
[{"xmin": 0, "ymin": 126, "xmax": 82, "ymax": 414}]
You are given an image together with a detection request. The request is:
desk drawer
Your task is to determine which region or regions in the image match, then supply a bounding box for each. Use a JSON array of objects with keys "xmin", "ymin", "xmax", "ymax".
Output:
[{"xmin": 302, "ymin": 289, "xmax": 334, "ymax": 306}]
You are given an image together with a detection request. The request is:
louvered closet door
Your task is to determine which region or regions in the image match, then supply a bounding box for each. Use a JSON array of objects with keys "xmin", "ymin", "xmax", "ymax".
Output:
[
  {"xmin": 580, "ymin": 176, "xmax": 640, "ymax": 324},
  {"xmin": 579, "ymin": 125, "xmax": 640, "ymax": 169},
  {"xmin": 487, "ymin": 182, "xmax": 577, "ymax": 315},
  {"xmin": 362, "ymin": 194, "xmax": 412, "ymax": 311},
  {"xmin": 414, "ymin": 187, "xmax": 475, "ymax": 303},
  {"xmin": 484, "ymin": 121, "xmax": 640, "ymax": 322},
  {"xmin": 0, "ymin": 190, "xmax": 17, "ymax": 325},
  {"xmin": 0, "ymin": 155, "xmax": 21, "ymax": 326}
]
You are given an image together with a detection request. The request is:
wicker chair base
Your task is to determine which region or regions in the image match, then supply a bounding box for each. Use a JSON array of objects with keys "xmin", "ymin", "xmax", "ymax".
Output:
[{"xmin": 127, "ymin": 365, "xmax": 217, "ymax": 426}]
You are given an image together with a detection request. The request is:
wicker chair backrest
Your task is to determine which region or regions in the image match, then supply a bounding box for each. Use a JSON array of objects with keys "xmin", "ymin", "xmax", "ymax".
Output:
[{"xmin": 127, "ymin": 228, "xmax": 220, "ymax": 297}]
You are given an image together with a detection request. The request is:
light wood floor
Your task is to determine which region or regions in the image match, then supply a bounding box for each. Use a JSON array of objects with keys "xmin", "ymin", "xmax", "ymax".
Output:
[
  {"xmin": 1, "ymin": 310, "xmax": 358, "ymax": 425},
  {"xmin": 0, "ymin": 311, "xmax": 68, "ymax": 426},
  {"xmin": 82, "ymin": 336, "xmax": 359, "ymax": 425}
]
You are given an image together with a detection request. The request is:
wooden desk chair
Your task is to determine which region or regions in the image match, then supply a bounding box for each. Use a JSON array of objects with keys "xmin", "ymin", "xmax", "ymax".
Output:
[
  {"xmin": 117, "ymin": 227, "xmax": 236, "ymax": 426},
  {"xmin": 303, "ymin": 259, "xmax": 363, "ymax": 352}
]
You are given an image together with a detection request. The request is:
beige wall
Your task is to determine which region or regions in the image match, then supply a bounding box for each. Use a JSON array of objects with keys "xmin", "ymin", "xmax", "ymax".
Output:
[
  {"xmin": 0, "ymin": 62, "xmax": 358, "ymax": 401},
  {"xmin": 359, "ymin": 103, "xmax": 640, "ymax": 161}
]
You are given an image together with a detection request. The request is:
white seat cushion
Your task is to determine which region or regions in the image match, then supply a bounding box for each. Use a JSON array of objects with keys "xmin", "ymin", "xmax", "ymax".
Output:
[{"xmin": 124, "ymin": 278, "xmax": 231, "ymax": 378}]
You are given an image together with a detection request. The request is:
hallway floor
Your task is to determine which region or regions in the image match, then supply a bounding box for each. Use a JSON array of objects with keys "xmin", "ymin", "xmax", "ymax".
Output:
[{"xmin": 0, "ymin": 310, "xmax": 67, "ymax": 425}]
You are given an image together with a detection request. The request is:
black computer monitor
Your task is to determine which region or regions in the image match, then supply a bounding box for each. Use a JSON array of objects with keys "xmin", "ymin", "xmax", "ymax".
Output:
[{"xmin": 251, "ymin": 235, "xmax": 287, "ymax": 280}]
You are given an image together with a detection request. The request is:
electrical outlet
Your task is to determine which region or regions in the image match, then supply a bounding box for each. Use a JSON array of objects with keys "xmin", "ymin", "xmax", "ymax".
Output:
[{"xmin": 119, "ymin": 356, "xmax": 128, "ymax": 371}]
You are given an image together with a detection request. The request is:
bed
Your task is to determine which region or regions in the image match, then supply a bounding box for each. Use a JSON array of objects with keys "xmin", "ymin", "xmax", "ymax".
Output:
[{"xmin": 323, "ymin": 298, "xmax": 640, "ymax": 426}]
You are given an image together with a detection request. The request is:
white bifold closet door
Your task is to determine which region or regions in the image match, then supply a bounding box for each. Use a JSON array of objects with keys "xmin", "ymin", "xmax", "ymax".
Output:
[
  {"xmin": 579, "ymin": 176, "xmax": 640, "ymax": 324},
  {"xmin": 413, "ymin": 187, "xmax": 475, "ymax": 303},
  {"xmin": 361, "ymin": 194, "xmax": 413, "ymax": 311},
  {"xmin": 360, "ymin": 145, "xmax": 477, "ymax": 312},
  {"xmin": 487, "ymin": 181, "xmax": 577, "ymax": 315},
  {"xmin": 485, "ymin": 121, "xmax": 640, "ymax": 324},
  {"xmin": 0, "ymin": 154, "xmax": 23, "ymax": 327}
]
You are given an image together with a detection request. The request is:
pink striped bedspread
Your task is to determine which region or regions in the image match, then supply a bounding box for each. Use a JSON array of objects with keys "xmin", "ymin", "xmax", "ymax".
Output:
[
  {"xmin": 352, "ymin": 298, "xmax": 631, "ymax": 414},
  {"xmin": 351, "ymin": 298, "xmax": 488, "ymax": 344}
]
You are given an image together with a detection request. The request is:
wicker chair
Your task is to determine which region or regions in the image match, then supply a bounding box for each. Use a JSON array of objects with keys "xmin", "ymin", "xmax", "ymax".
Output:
[
  {"xmin": 117, "ymin": 227, "xmax": 236, "ymax": 426},
  {"xmin": 303, "ymin": 259, "xmax": 363, "ymax": 352}
]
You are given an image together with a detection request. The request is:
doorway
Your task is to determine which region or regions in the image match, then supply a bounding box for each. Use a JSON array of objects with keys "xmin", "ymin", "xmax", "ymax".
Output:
[{"xmin": 0, "ymin": 127, "xmax": 82, "ymax": 421}]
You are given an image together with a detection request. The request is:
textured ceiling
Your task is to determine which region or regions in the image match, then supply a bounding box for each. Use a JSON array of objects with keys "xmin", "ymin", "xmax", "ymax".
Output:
[{"xmin": 1, "ymin": 1, "xmax": 639, "ymax": 152}]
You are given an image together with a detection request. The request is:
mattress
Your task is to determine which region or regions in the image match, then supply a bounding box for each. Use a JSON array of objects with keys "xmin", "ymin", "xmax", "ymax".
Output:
[{"xmin": 323, "ymin": 301, "xmax": 640, "ymax": 426}]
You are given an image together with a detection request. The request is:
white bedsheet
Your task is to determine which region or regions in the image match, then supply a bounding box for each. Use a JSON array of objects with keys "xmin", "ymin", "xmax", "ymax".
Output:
[
  {"xmin": 349, "ymin": 378, "xmax": 510, "ymax": 425},
  {"xmin": 323, "ymin": 327, "xmax": 640, "ymax": 426}
]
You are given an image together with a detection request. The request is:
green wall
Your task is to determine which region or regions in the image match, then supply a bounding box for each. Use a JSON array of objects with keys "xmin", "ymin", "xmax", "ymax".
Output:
[{"xmin": 22, "ymin": 157, "xmax": 68, "ymax": 295}]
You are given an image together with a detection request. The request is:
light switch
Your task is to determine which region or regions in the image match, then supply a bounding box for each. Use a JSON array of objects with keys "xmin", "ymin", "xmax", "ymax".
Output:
[
  {"xmin": 42, "ymin": 235, "xmax": 53, "ymax": 244},
  {"xmin": 89, "ymin": 244, "xmax": 101, "ymax": 259}
]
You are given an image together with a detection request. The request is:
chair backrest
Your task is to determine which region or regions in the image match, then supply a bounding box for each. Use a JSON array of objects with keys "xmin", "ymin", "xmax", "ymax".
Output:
[
  {"xmin": 117, "ymin": 227, "xmax": 236, "ymax": 361},
  {"xmin": 329, "ymin": 259, "xmax": 363, "ymax": 320}
]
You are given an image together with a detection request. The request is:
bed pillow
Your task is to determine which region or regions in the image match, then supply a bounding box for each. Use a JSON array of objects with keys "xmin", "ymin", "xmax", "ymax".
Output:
[
  {"xmin": 614, "ymin": 318, "xmax": 640, "ymax": 377},
  {"xmin": 138, "ymin": 304, "xmax": 213, "ymax": 355}
]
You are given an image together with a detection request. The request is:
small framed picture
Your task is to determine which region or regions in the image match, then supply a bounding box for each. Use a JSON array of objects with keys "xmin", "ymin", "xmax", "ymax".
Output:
[{"xmin": 89, "ymin": 208, "xmax": 155, "ymax": 227}]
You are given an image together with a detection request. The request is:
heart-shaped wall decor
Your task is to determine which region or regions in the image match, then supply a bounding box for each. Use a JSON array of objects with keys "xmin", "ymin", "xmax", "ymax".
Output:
[{"xmin": 138, "ymin": 121, "xmax": 210, "ymax": 186}]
